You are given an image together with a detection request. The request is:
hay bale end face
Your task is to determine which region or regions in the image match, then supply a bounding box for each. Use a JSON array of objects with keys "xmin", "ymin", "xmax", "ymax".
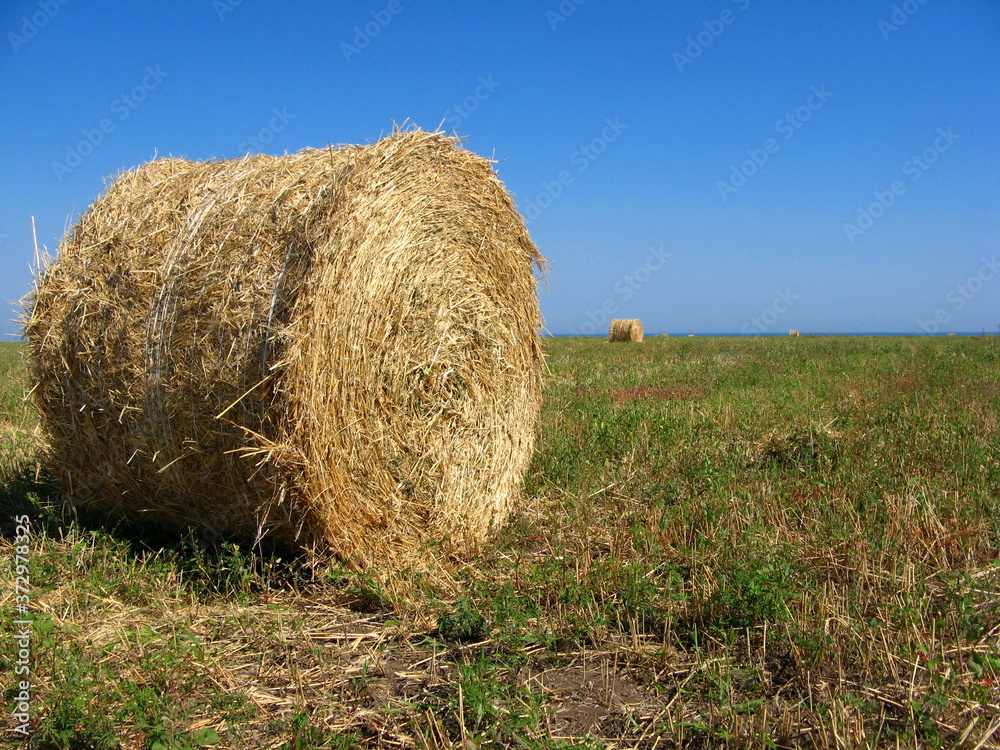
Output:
[
  {"xmin": 609, "ymin": 318, "xmax": 643, "ymax": 343},
  {"xmin": 25, "ymin": 130, "xmax": 544, "ymax": 580}
]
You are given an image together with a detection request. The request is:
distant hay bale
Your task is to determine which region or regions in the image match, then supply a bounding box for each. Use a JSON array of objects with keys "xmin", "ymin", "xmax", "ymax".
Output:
[
  {"xmin": 789, "ymin": 330, "xmax": 800, "ymax": 337},
  {"xmin": 609, "ymin": 319, "xmax": 643, "ymax": 343},
  {"xmin": 25, "ymin": 130, "xmax": 544, "ymax": 586}
]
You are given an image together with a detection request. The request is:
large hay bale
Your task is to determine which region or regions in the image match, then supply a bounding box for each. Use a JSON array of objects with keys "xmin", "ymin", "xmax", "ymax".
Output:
[
  {"xmin": 25, "ymin": 130, "xmax": 544, "ymax": 582},
  {"xmin": 789, "ymin": 330, "xmax": 800, "ymax": 337},
  {"xmin": 609, "ymin": 318, "xmax": 643, "ymax": 343}
]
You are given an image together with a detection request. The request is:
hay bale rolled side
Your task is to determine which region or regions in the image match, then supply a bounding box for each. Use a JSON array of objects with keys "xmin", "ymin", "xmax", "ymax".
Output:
[
  {"xmin": 609, "ymin": 318, "xmax": 643, "ymax": 343},
  {"xmin": 25, "ymin": 130, "xmax": 544, "ymax": 577}
]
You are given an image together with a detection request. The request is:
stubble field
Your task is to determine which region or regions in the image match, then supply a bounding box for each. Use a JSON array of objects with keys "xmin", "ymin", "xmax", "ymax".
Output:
[{"xmin": 1, "ymin": 336, "xmax": 998, "ymax": 748}]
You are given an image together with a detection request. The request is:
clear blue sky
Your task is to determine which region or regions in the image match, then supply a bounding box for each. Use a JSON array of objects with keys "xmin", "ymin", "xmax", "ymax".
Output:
[{"xmin": 1, "ymin": 0, "xmax": 998, "ymax": 337}]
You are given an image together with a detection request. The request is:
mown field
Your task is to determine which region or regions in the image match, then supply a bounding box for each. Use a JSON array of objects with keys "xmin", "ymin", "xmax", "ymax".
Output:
[{"xmin": 1, "ymin": 336, "xmax": 999, "ymax": 749}]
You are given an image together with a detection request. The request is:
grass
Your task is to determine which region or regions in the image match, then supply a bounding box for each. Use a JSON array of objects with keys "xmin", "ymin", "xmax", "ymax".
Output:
[{"xmin": 2, "ymin": 336, "xmax": 999, "ymax": 748}]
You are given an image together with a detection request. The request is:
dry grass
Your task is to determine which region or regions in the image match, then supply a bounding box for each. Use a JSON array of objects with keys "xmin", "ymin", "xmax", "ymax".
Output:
[
  {"xmin": 23, "ymin": 130, "xmax": 544, "ymax": 595},
  {"xmin": 608, "ymin": 319, "xmax": 643, "ymax": 343}
]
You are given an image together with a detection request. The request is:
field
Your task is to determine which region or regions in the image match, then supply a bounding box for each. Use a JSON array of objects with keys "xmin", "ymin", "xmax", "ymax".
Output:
[{"xmin": 1, "ymin": 336, "xmax": 998, "ymax": 749}]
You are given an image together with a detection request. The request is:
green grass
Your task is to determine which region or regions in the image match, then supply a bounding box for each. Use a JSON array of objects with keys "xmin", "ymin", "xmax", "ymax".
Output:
[{"xmin": 2, "ymin": 337, "xmax": 999, "ymax": 748}]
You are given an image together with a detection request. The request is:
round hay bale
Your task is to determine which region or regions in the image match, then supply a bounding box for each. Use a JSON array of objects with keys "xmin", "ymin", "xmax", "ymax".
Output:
[
  {"xmin": 789, "ymin": 330, "xmax": 800, "ymax": 337},
  {"xmin": 608, "ymin": 318, "xmax": 643, "ymax": 343},
  {"xmin": 25, "ymin": 130, "xmax": 544, "ymax": 583}
]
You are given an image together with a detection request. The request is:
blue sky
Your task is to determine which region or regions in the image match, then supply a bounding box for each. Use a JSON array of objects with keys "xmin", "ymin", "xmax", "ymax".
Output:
[{"xmin": 1, "ymin": 0, "xmax": 998, "ymax": 337}]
